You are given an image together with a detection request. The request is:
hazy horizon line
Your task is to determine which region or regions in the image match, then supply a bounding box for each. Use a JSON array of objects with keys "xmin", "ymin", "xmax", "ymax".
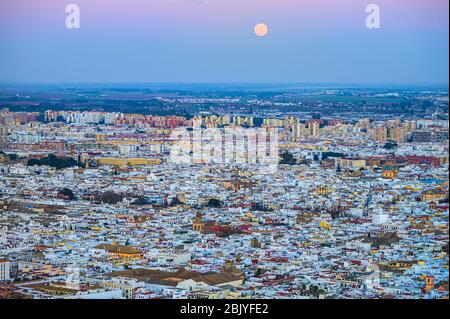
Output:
[{"xmin": 0, "ymin": 82, "xmax": 448, "ymax": 89}]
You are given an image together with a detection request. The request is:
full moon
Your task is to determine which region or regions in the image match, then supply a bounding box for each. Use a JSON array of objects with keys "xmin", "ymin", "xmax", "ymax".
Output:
[{"xmin": 254, "ymin": 23, "xmax": 269, "ymax": 37}]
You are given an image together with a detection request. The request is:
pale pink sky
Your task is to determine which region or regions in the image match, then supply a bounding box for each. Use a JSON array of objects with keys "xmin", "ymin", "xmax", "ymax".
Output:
[{"xmin": 0, "ymin": 0, "xmax": 448, "ymax": 83}]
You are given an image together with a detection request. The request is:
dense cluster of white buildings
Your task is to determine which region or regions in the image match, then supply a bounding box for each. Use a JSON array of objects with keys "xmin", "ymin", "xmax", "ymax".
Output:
[{"xmin": 0, "ymin": 111, "xmax": 448, "ymax": 299}]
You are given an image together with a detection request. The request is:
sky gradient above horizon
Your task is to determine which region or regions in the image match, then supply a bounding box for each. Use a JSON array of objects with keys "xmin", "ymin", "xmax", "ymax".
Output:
[{"xmin": 0, "ymin": 0, "xmax": 448, "ymax": 84}]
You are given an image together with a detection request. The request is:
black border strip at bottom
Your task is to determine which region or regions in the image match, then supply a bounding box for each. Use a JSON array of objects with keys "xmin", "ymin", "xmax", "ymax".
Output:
[{"xmin": 0, "ymin": 299, "xmax": 447, "ymax": 318}]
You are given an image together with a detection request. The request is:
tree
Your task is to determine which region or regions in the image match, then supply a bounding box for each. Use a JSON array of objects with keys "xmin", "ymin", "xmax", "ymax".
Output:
[
  {"xmin": 96, "ymin": 191, "xmax": 125, "ymax": 204},
  {"xmin": 170, "ymin": 196, "xmax": 182, "ymax": 206},
  {"xmin": 308, "ymin": 285, "xmax": 320, "ymax": 298},
  {"xmin": 300, "ymin": 284, "xmax": 307, "ymax": 293},
  {"xmin": 8, "ymin": 154, "xmax": 19, "ymax": 161},
  {"xmin": 27, "ymin": 154, "xmax": 80, "ymax": 169},
  {"xmin": 279, "ymin": 150, "xmax": 297, "ymax": 165},
  {"xmin": 58, "ymin": 188, "xmax": 75, "ymax": 200},
  {"xmin": 322, "ymin": 151, "xmax": 345, "ymax": 159},
  {"xmin": 37, "ymin": 112, "xmax": 46, "ymax": 123},
  {"xmin": 383, "ymin": 142, "xmax": 397, "ymax": 149},
  {"xmin": 27, "ymin": 159, "xmax": 41, "ymax": 166},
  {"xmin": 207, "ymin": 198, "xmax": 222, "ymax": 208},
  {"xmin": 132, "ymin": 196, "xmax": 151, "ymax": 206}
]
